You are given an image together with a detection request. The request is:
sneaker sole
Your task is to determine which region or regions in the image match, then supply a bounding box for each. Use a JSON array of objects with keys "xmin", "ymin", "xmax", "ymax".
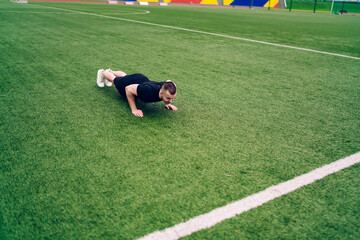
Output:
[
  {"xmin": 97, "ymin": 69, "xmax": 104, "ymax": 87},
  {"xmin": 105, "ymin": 80, "xmax": 113, "ymax": 87}
]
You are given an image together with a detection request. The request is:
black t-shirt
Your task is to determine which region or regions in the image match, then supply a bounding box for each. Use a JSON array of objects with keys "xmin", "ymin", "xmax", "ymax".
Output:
[
  {"xmin": 114, "ymin": 74, "xmax": 164, "ymax": 102},
  {"xmin": 137, "ymin": 81, "xmax": 165, "ymax": 103}
]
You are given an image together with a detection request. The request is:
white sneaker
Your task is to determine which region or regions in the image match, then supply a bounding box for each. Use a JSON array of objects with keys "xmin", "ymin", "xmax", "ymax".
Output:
[
  {"xmin": 105, "ymin": 69, "xmax": 113, "ymax": 87},
  {"xmin": 97, "ymin": 69, "xmax": 104, "ymax": 88}
]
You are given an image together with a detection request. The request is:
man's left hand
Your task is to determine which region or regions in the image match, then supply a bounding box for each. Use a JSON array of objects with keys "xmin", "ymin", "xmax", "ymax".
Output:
[{"xmin": 165, "ymin": 104, "xmax": 178, "ymax": 111}]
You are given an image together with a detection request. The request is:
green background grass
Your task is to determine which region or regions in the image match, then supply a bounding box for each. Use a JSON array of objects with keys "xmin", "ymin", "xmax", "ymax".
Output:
[{"xmin": 1, "ymin": 1, "xmax": 359, "ymax": 239}]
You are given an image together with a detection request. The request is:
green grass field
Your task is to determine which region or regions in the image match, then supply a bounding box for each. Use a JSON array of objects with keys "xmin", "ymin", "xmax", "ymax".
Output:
[{"xmin": 1, "ymin": 1, "xmax": 359, "ymax": 239}]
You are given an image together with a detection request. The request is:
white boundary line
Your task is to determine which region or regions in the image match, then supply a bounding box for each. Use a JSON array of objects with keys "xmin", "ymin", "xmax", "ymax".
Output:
[
  {"xmin": 139, "ymin": 152, "xmax": 360, "ymax": 240},
  {"xmin": 1, "ymin": 10, "xmax": 150, "ymax": 14},
  {"xmin": 31, "ymin": 4, "xmax": 360, "ymax": 60},
  {"xmin": 0, "ymin": 10, "xmax": 78, "ymax": 14}
]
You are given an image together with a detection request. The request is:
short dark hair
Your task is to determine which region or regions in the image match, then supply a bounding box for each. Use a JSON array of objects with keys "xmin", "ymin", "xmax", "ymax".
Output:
[{"xmin": 162, "ymin": 80, "xmax": 177, "ymax": 95}]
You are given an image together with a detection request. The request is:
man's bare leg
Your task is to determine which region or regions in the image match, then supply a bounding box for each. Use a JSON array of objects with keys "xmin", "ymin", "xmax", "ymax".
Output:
[
  {"xmin": 101, "ymin": 70, "xmax": 127, "ymax": 84},
  {"xmin": 110, "ymin": 70, "xmax": 127, "ymax": 77}
]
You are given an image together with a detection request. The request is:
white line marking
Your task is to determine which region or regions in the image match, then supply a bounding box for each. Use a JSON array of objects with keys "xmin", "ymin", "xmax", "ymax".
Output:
[
  {"xmin": 1, "ymin": 10, "xmax": 150, "ymax": 15},
  {"xmin": 1, "ymin": 10, "xmax": 78, "ymax": 14},
  {"xmin": 31, "ymin": 4, "xmax": 360, "ymax": 60},
  {"xmin": 139, "ymin": 152, "xmax": 360, "ymax": 240}
]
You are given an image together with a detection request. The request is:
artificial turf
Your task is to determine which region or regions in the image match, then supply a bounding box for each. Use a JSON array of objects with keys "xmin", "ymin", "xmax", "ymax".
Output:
[
  {"xmin": 185, "ymin": 164, "xmax": 360, "ymax": 239},
  {"xmin": 0, "ymin": 1, "xmax": 359, "ymax": 239}
]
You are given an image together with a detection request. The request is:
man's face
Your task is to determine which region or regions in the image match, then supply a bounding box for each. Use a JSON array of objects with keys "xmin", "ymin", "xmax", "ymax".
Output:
[{"xmin": 162, "ymin": 90, "xmax": 176, "ymax": 104}]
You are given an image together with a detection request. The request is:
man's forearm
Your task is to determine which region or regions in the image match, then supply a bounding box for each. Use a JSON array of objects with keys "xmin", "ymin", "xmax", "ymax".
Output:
[
  {"xmin": 126, "ymin": 90, "xmax": 138, "ymax": 111},
  {"xmin": 125, "ymin": 85, "xmax": 143, "ymax": 117}
]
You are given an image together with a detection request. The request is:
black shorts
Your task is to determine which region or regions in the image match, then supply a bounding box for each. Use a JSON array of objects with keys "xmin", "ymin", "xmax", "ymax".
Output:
[{"xmin": 114, "ymin": 73, "xmax": 149, "ymax": 97}]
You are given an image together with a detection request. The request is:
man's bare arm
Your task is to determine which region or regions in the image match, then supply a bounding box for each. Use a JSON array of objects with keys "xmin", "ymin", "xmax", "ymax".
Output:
[{"xmin": 125, "ymin": 84, "xmax": 143, "ymax": 117}]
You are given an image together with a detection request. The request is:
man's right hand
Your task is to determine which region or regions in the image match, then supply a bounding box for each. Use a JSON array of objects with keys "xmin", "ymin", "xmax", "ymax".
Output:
[{"xmin": 132, "ymin": 109, "xmax": 143, "ymax": 117}]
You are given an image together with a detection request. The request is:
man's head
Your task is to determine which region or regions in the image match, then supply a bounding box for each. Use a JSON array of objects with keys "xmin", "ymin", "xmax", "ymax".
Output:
[{"xmin": 160, "ymin": 80, "xmax": 177, "ymax": 104}]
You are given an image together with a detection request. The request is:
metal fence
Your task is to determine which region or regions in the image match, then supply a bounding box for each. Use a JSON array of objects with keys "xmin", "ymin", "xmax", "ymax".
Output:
[
  {"xmin": 284, "ymin": 0, "xmax": 360, "ymax": 14},
  {"xmin": 227, "ymin": 0, "xmax": 360, "ymax": 14}
]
